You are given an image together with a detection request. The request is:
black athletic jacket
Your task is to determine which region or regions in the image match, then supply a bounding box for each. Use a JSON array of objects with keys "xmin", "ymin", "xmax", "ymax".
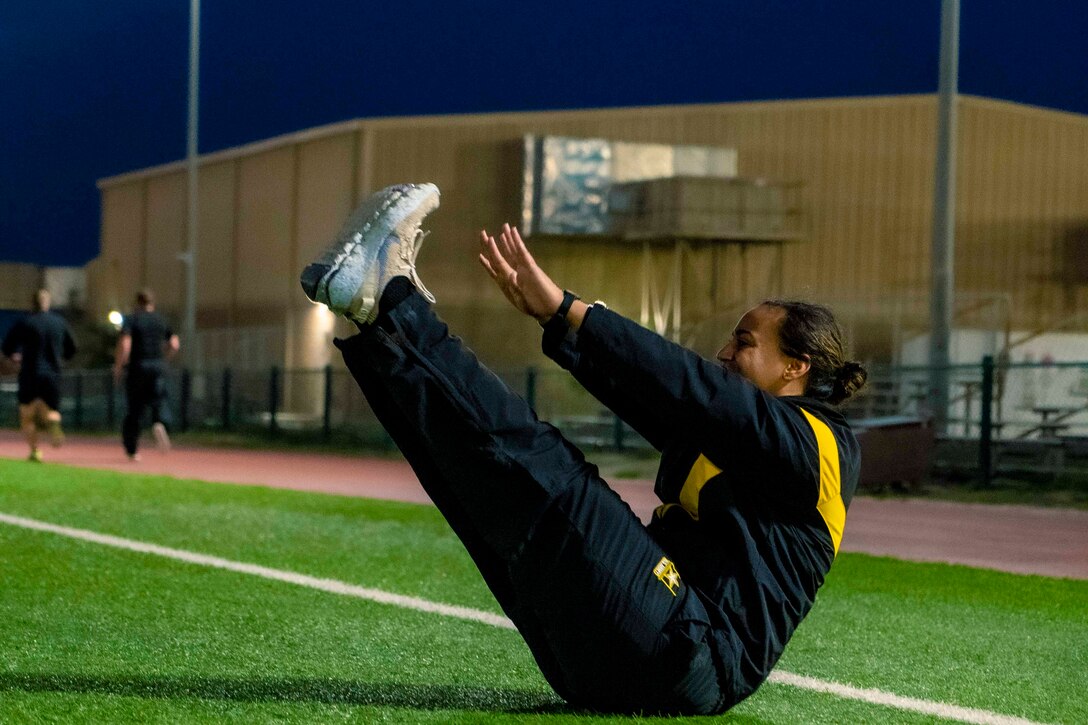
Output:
[
  {"xmin": 2, "ymin": 311, "xmax": 76, "ymax": 379},
  {"xmin": 542, "ymin": 305, "xmax": 860, "ymax": 704}
]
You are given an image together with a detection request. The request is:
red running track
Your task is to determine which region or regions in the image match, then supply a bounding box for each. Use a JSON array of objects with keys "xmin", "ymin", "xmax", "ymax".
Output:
[{"xmin": 2, "ymin": 432, "xmax": 1086, "ymax": 580}]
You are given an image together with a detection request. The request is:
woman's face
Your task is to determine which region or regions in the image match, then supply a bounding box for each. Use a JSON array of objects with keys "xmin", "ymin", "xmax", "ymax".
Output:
[{"xmin": 716, "ymin": 304, "xmax": 804, "ymax": 395}]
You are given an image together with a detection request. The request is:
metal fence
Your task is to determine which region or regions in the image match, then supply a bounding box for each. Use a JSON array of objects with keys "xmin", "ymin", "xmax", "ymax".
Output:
[
  {"xmin": 842, "ymin": 357, "xmax": 1088, "ymax": 483},
  {"xmin": 0, "ymin": 365, "xmax": 653, "ymax": 452},
  {"xmin": 842, "ymin": 360, "xmax": 1088, "ymax": 439},
  {"xmin": 5, "ymin": 358, "xmax": 1088, "ymax": 481}
]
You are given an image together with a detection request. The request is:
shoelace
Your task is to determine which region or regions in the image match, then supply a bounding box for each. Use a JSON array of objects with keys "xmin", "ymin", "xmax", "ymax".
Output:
[{"xmin": 404, "ymin": 228, "xmax": 436, "ymax": 303}]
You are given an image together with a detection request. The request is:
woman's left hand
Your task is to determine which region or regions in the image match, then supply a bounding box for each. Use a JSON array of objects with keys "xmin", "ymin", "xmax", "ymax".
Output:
[{"xmin": 478, "ymin": 224, "xmax": 563, "ymax": 322}]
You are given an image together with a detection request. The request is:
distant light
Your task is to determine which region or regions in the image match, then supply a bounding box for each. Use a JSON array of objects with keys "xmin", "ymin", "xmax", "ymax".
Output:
[{"xmin": 108, "ymin": 310, "xmax": 123, "ymax": 328}]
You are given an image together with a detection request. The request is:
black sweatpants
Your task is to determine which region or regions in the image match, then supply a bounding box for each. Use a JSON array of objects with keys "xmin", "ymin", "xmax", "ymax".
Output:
[
  {"xmin": 336, "ymin": 289, "xmax": 725, "ymax": 715},
  {"xmin": 122, "ymin": 361, "xmax": 172, "ymax": 456}
]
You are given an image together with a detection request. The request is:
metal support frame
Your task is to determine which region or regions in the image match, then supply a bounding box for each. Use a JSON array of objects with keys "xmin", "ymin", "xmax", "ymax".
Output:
[
  {"xmin": 639, "ymin": 240, "xmax": 687, "ymax": 341},
  {"xmin": 637, "ymin": 238, "xmax": 787, "ymax": 342}
]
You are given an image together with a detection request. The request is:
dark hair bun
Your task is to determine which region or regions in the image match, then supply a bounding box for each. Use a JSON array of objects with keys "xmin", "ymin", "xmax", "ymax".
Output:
[{"xmin": 829, "ymin": 361, "xmax": 868, "ymax": 405}]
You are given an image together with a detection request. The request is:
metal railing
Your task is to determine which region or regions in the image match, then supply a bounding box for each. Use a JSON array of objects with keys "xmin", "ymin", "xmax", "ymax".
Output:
[
  {"xmin": 5, "ymin": 358, "xmax": 1088, "ymax": 483},
  {"xmin": 842, "ymin": 357, "xmax": 1088, "ymax": 484},
  {"xmin": 0, "ymin": 365, "xmax": 654, "ymax": 452}
]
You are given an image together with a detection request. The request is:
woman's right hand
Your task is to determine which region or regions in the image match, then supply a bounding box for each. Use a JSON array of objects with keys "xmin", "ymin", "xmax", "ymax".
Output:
[{"xmin": 478, "ymin": 224, "xmax": 564, "ymax": 322}]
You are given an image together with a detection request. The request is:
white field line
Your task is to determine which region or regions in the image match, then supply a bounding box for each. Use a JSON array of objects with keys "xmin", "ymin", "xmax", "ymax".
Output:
[
  {"xmin": 766, "ymin": 672, "xmax": 1043, "ymax": 725},
  {"xmin": 0, "ymin": 511, "xmax": 1047, "ymax": 725},
  {"xmin": 0, "ymin": 512, "xmax": 513, "ymax": 630}
]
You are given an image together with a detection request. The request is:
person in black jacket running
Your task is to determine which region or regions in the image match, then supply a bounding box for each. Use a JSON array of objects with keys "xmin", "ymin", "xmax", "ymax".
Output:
[
  {"xmin": 301, "ymin": 183, "xmax": 867, "ymax": 715},
  {"xmin": 1, "ymin": 289, "xmax": 77, "ymax": 462},
  {"xmin": 113, "ymin": 289, "xmax": 180, "ymax": 460}
]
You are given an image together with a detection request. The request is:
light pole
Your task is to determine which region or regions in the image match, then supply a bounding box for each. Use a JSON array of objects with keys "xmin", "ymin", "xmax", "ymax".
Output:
[
  {"xmin": 929, "ymin": 0, "xmax": 959, "ymax": 432},
  {"xmin": 184, "ymin": 0, "xmax": 201, "ymax": 369}
]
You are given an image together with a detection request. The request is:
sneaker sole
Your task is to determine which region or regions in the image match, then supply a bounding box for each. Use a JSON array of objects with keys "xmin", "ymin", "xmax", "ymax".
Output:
[{"xmin": 300, "ymin": 183, "xmax": 439, "ymax": 321}]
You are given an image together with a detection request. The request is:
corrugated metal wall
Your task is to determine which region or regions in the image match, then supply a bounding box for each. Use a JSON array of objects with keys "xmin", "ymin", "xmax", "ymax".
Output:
[
  {"xmin": 957, "ymin": 98, "xmax": 1088, "ymax": 333},
  {"xmin": 92, "ymin": 95, "xmax": 1088, "ymax": 371},
  {"xmin": 0, "ymin": 264, "xmax": 45, "ymax": 310}
]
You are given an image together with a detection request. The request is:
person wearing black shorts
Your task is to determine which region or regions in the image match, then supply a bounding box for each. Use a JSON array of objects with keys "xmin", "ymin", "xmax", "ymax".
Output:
[
  {"xmin": 113, "ymin": 289, "xmax": 180, "ymax": 460},
  {"xmin": 1, "ymin": 289, "xmax": 77, "ymax": 462},
  {"xmin": 301, "ymin": 183, "xmax": 867, "ymax": 714}
]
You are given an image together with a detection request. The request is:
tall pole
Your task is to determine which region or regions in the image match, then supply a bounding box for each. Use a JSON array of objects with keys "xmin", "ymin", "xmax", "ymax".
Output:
[
  {"xmin": 184, "ymin": 0, "xmax": 201, "ymax": 369},
  {"xmin": 929, "ymin": 0, "xmax": 959, "ymax": 432}
]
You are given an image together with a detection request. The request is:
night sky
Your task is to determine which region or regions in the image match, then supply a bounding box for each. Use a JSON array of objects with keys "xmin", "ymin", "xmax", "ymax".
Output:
[{"xmin": 2, "ymin": 1, "xmax": 1085, "ymax": 267}]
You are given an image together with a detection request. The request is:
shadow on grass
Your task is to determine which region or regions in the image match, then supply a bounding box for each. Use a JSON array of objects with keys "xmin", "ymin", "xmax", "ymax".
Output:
[
  {"xmin": 0, "ymin": 672, "xmax": 561, "ymax": 713},
  {"xmin": 0, "ymin": 672, "xmax": 775, "ymax": 721}
]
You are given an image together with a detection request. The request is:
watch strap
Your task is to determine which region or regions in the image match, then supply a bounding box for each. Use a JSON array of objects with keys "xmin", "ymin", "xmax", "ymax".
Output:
[{"xmin": 555, "ymin": 290, "xmax": 580, "ymax": 320}]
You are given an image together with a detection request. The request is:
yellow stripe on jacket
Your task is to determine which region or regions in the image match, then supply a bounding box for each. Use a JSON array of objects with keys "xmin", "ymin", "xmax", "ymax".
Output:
[
  {"xmin": 799, "ymin": 408, "xmax": 846, "ymax": 555},
  {"xmin": 654, "ymin": 453, "xmax": 722, "ymax": 521}
]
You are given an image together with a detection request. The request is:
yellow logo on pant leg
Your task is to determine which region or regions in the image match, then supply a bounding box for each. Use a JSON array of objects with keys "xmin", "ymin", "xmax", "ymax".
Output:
[{"xmin": 652, "ymin": 556, "xmax": 681, "ymax": 596}]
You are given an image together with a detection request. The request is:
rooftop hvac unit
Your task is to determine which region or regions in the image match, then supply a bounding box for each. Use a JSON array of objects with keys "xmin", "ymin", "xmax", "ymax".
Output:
[
  {"xmin": 520, "ymin": 135, "xmax": 739, "ymax": 237},
  {"xmin": 520, "ymin": 134, "xmax": 800, "ymax": 242}
]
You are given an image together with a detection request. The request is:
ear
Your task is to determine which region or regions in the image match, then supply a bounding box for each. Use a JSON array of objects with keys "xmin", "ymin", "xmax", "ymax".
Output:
[{"xmin": 783, "ymin": 354, "xmax": 811, "ymax": 381}]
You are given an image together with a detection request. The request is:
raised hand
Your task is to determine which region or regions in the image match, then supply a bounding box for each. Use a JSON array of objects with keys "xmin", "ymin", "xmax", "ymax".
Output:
[{"xmin": 478, "ymin": 224, "xmax": 564, "ymax": 322}]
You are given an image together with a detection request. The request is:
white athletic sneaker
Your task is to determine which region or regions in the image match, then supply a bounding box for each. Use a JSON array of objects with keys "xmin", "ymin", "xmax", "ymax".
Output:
[
  {"xmin": 152, "ymin": 422, "xmax": 171, "ymax": 453},
  {"xmin": 299, "ymin": 182, "xmax": 440, "ymax": 323}
]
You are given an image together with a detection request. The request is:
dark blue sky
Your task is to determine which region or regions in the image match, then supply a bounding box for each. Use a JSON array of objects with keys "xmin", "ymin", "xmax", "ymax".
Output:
[{"xmin": 2, "ymin": 1, "xmax": 1085, "ymax": 267}]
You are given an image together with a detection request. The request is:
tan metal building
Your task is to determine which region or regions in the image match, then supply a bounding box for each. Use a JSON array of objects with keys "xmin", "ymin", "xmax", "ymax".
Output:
[
  {"xmin": 0, "ymin": 264, "xmax": 46, "ymax": 311},
  {"xmin": 90, "ymin": 94, "xmax": 1088, "ymax": 378}
]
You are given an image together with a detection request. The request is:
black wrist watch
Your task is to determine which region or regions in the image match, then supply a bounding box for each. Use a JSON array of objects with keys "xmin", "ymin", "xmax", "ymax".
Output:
[{"xmin": 555, "ymin": 290, "xmax": 580, "ymax": 320}]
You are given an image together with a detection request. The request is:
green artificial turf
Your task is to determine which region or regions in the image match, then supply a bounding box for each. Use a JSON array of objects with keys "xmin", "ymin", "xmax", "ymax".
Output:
[{"xmin": 0, "ymin": 459, "xmax": 1085, "ymax": 723}]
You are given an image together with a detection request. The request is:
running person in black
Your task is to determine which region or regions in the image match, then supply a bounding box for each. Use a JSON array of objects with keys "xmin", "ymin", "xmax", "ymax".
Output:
[
  {"xmin": 1, "ymin": 289, "xmax": 77, "ymax": 462},
  {"xmin": 113, "ymin": 289, "xmax": 180, "ymax": 460},
  {"xmin": 301, "ymin": 183, "xmax": 867, "ymax": 714}
]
